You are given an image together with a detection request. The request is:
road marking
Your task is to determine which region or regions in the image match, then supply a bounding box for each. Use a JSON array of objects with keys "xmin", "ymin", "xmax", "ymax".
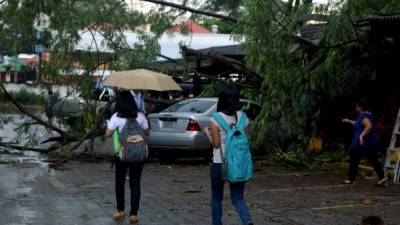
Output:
[
  {"xmin": 312, "ymin": 204, "xmax": 365, "ymax": 210},
  {"xmin": 48, "ymin": 176, "xmax": 64, "ymax": 189},
  {"xmin": 258, "ymin": 171, "xmax": 330, "ymax": 177},
  {"xmin": 312, "ymin": 201, "xmax": 400, "ymax": 211},
  {"xmin": 266, "ymin": 184, "xmax": 349, "ymax": 192}
]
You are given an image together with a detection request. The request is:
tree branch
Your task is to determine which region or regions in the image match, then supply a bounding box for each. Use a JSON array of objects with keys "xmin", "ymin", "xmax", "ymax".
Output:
[
  {"xmin": 308, "ymin": 55, "xmax": 327, "ymax": 71},
  {"xmin": 157, "ymin": 53, "xmax": 255, "ymax": 89},
  {"xmin": 60, "ymin": 96, "xmax": 115, "ymax": 155},
  {"xmin": 157, "ymin": 53, "xmax": 219, "ymax": 81},
  {"xmin": 295, "ymin": 35, "xmax": 367, "ymax": 49},
  {"xmin": 49, "ymin": 148, "xmax": 89, "ymax": 167},
  {"xmin": 0, "ymin": 142, "xmax": 54, "ymax": 153},
  {"xmin": 0, "ymin": 83, "xmax": 67, "ymax": 137},
  {"xmin": 13, "ymin": 122, "xmax": 40, "ymax": 132},
  {"xmin": 141, "ymin": 0, "xmax": 239, "ymax": 22},
  {"xmin": 98, "ymin": 28, "xmax": 256, "ymax": 89}
]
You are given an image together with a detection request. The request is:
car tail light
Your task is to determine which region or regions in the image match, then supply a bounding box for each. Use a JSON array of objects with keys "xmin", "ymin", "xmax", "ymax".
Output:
[{"xmin": 186, "ymin": 119, "xmax": 201, "ymax": 131}]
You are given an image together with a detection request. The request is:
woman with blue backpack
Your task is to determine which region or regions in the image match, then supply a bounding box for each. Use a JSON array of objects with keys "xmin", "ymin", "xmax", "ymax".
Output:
[
  {"xmin": 105, "ymin": 91, "xmax": 150, "ymax": 223},
  {"xmin": 203, "ymin": 84, "xmax": 254, "ymax": 225}
]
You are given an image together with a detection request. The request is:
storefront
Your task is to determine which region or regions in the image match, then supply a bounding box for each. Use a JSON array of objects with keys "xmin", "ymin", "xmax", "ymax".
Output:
[{"xmin": 0, "ymin": 57, "xmax": 27, "ymax": 83}]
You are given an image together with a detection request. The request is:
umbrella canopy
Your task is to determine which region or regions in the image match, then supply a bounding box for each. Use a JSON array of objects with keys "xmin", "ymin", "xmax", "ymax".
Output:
[{"xmin": 104, "ymin": 69, "xmax": 182, "ymax": 91}]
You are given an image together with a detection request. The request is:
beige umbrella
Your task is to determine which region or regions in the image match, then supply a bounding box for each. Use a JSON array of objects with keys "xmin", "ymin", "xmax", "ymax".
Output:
[{"xmin": 104, "ymin": 69, "xmax": 182, "ymax": 91}]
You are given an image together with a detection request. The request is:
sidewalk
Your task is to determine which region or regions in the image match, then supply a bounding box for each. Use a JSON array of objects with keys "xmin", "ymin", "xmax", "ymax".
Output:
[{"xmin": 0, "ymin": 159, "xmax": 399, "ymax": 225}]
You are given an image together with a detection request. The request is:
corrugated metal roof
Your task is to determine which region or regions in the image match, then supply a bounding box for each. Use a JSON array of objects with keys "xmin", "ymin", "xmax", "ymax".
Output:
[
  {"xmin": 357, "ymin": 14, "xmax": 400, "ymax": 27},
  {"xmin": 298, "ymin": 24, "xmax": 325, "ymax": 40},
  {"xmin": 196, "ymin": 44, "xmax": 245, "ymax": 56}
]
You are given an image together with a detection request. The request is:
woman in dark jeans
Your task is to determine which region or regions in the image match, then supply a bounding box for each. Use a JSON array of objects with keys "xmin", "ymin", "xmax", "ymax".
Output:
[
  {"xmin": 342, "ymin": 99, "xmax": 388, "ymax": 186},
  {"xmin": 203, "ymin": 84, "xmax": 254, "ymax": 225},
  {"xmin": 105, "ymin": 91, "xmax": 150, "ymax": 223}
]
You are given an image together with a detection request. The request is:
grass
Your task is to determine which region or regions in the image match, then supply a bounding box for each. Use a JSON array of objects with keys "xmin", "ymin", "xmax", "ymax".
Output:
[
  {"xmin": 256, "ymin": 144, "xmax": 348, "ymax": 170},
  {"xmin": 0, "ymin": 89, "xmax": 45, "ymax": 105}
]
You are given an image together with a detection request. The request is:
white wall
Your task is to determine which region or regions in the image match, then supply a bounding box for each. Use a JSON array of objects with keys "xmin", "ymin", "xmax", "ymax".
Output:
[{"xmin": 4, "ymin": 83, "xmax": 80, "ymax": 99}]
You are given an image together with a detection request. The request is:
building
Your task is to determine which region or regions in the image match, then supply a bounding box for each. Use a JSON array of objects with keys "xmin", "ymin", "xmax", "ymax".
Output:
[
  {"xmin": 126, "ymin": 0, "xmax": 190, "ymax": 16},
  {"xmin": 72, "ymin": 28, "xmax": 238, "ymax": 80}
]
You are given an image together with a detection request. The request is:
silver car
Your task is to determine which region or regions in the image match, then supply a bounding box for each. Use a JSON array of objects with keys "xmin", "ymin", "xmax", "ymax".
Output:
[{"xmin": 147, "ymin": 98, "xmax": 260, "ymax": 157}]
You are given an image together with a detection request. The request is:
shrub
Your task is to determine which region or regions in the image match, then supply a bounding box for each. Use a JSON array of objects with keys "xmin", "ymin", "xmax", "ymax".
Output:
[{"xmin": 0, "ymin": 89, "xmax": 45, "ymax": 105}]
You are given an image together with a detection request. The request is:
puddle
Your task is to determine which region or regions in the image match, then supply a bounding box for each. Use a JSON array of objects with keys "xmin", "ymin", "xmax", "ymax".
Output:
[
  {"xmin": 0, "ymin": 113, "xmax": 59, "ymax": 167},
  {"xmin": 0, "ymin": 148, "xmax": 24, "ymax": 155},
  {"xmin": 0, "ymin": 148, "xmax": 49, "ymax": 167},
  {"xmin": 17, "ymin": 205, "xmax": 37, "ymax": 223}
]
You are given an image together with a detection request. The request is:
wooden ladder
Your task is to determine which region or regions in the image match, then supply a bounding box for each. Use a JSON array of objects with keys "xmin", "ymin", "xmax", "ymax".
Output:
[{"xmin": 384, "ymin": 106, "xmax": 400, "ymax": 183}]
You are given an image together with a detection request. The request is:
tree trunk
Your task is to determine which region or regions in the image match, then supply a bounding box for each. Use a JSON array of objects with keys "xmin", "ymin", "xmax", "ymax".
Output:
[
  {"xmin": 295, "ymin": 0, "xmax": 301, "ymax": 10},
  {"xmin": 287, "ymin": 0, "xmax": 294, "ymax": 13}
]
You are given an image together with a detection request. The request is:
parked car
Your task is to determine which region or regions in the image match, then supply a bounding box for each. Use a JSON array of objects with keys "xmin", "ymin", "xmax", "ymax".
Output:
[
  {"xmin": 147, "ymin": 98, "xmax": 261, "ymax": 160},
  {"xmin": 54, "ymin": 87, "xmax": 113, "ymax": 126}
]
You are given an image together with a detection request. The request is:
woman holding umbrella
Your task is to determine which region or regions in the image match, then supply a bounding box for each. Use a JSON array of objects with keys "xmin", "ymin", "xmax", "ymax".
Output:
[
  {"xmin": 105, "ymin": 91, "xmax": 150, "ymax": 223},
  {"xmin": 103, "ymin": 69, "xmax": 180, "ymax": 222}
]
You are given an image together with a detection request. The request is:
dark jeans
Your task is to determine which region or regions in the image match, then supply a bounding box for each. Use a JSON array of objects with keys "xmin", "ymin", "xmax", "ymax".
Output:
[
  {"xmin": 115, "ymin": 157, "xmax": 144, "ymax": 215},
  {"xmin": 210, "ymin": 163, "xmax": 252, "ymax": 225},
  {"xmin": 348, "ymin": 147, "xmax": 384, "ymax": 181}
]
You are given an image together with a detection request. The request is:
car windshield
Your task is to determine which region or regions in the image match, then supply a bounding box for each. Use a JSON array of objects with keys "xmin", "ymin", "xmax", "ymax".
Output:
[{"xmin": 163, "ymin": 99, "xmax": 215, "ymax": 113}]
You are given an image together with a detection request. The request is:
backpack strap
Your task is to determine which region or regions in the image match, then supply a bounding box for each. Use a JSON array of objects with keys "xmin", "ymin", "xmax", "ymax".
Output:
[
  {"xmin": 212, "ymin": 112, "xmax": 231, "ymax": 132},
  {"xmin": 237, "ymin": 112, "xmax": 247, "ymax": 131}
]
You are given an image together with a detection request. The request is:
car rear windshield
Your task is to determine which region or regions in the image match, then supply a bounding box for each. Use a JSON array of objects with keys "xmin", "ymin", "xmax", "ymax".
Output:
[{"xmin": 163, "ymin": 99, "xmax": 215, "ymax": 113}]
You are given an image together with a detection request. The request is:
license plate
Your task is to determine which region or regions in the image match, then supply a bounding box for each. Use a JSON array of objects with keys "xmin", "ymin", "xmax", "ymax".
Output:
[{"xmin": 162, "ymin": 121, "xmax": 174, "ymax": 129}]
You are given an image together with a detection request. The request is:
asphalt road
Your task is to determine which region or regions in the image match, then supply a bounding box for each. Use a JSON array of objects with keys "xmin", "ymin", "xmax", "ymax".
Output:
[{"xmin": 0, "ymin": 154, "xmax": 399, "ymax": 225}]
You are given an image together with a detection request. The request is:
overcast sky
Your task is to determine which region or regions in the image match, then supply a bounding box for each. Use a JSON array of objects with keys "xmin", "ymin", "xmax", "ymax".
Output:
[{"xmin": 124, "ymin": 0, "xmax": 340, "ymax": 14}]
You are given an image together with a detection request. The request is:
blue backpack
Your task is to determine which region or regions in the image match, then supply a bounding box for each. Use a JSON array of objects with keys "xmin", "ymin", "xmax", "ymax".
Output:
[{"xmin": 212, "ymin": 112, "xmax": 254, "ymax": 183}]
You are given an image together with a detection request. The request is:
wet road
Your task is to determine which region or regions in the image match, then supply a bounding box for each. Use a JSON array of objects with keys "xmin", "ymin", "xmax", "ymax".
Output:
[{"xmin": 1, "ymin": 152, "xmax": 400, "ymax": 225}]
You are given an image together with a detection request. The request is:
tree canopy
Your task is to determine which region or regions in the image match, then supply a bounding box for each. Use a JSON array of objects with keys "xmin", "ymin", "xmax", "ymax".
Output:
[{"xmin": 1, "ymin": 0, "xmax": 400, "ymax": 163}]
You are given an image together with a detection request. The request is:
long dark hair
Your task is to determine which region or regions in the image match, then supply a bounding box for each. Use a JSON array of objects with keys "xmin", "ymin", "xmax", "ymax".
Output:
[
  {"xmin": 356, "ymin": 98, "xmax": 369, "ymax": 111},
  {"xmin": 115, "ymin": 91, "xmax": 138, "ymax": 119},
  {"xmin": 217, "ymin": 84, "xmax": 240, "ymax": 116}
]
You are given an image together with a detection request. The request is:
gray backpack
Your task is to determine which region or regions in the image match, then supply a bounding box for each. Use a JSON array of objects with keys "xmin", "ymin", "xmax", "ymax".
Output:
[{"xmin": 119, "ymin": 119, "xmax": 148, "ymax": 162}]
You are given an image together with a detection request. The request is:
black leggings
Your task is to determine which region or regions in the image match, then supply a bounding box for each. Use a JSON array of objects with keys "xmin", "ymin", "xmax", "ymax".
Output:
[
  {"xmin": 115, "ymin": 157, "xmax": 144, "ymax": 215},
  {"xmin": 348, "ymin": 147, "xmax": 384, "ymax": 181}
]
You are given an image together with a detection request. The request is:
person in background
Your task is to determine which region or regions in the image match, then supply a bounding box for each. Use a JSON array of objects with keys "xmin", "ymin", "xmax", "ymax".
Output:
[
  {"xmin": 203, "ymin": 84, "xmax": 254, "ymax": 225},
  {"xmin": 342, "ymin": 99, "xmax": 388, "ymax": 186},
  {"xmin": 105, "ymin": 91, "xmax": 150, "ymax": 224},
  {"xmin": 45, "ymin": 89, "xmax": 54, "ymax": 124},
  {"xmin": 131, "ymin": 90, "xmax": 145, "ymax": 113}
]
